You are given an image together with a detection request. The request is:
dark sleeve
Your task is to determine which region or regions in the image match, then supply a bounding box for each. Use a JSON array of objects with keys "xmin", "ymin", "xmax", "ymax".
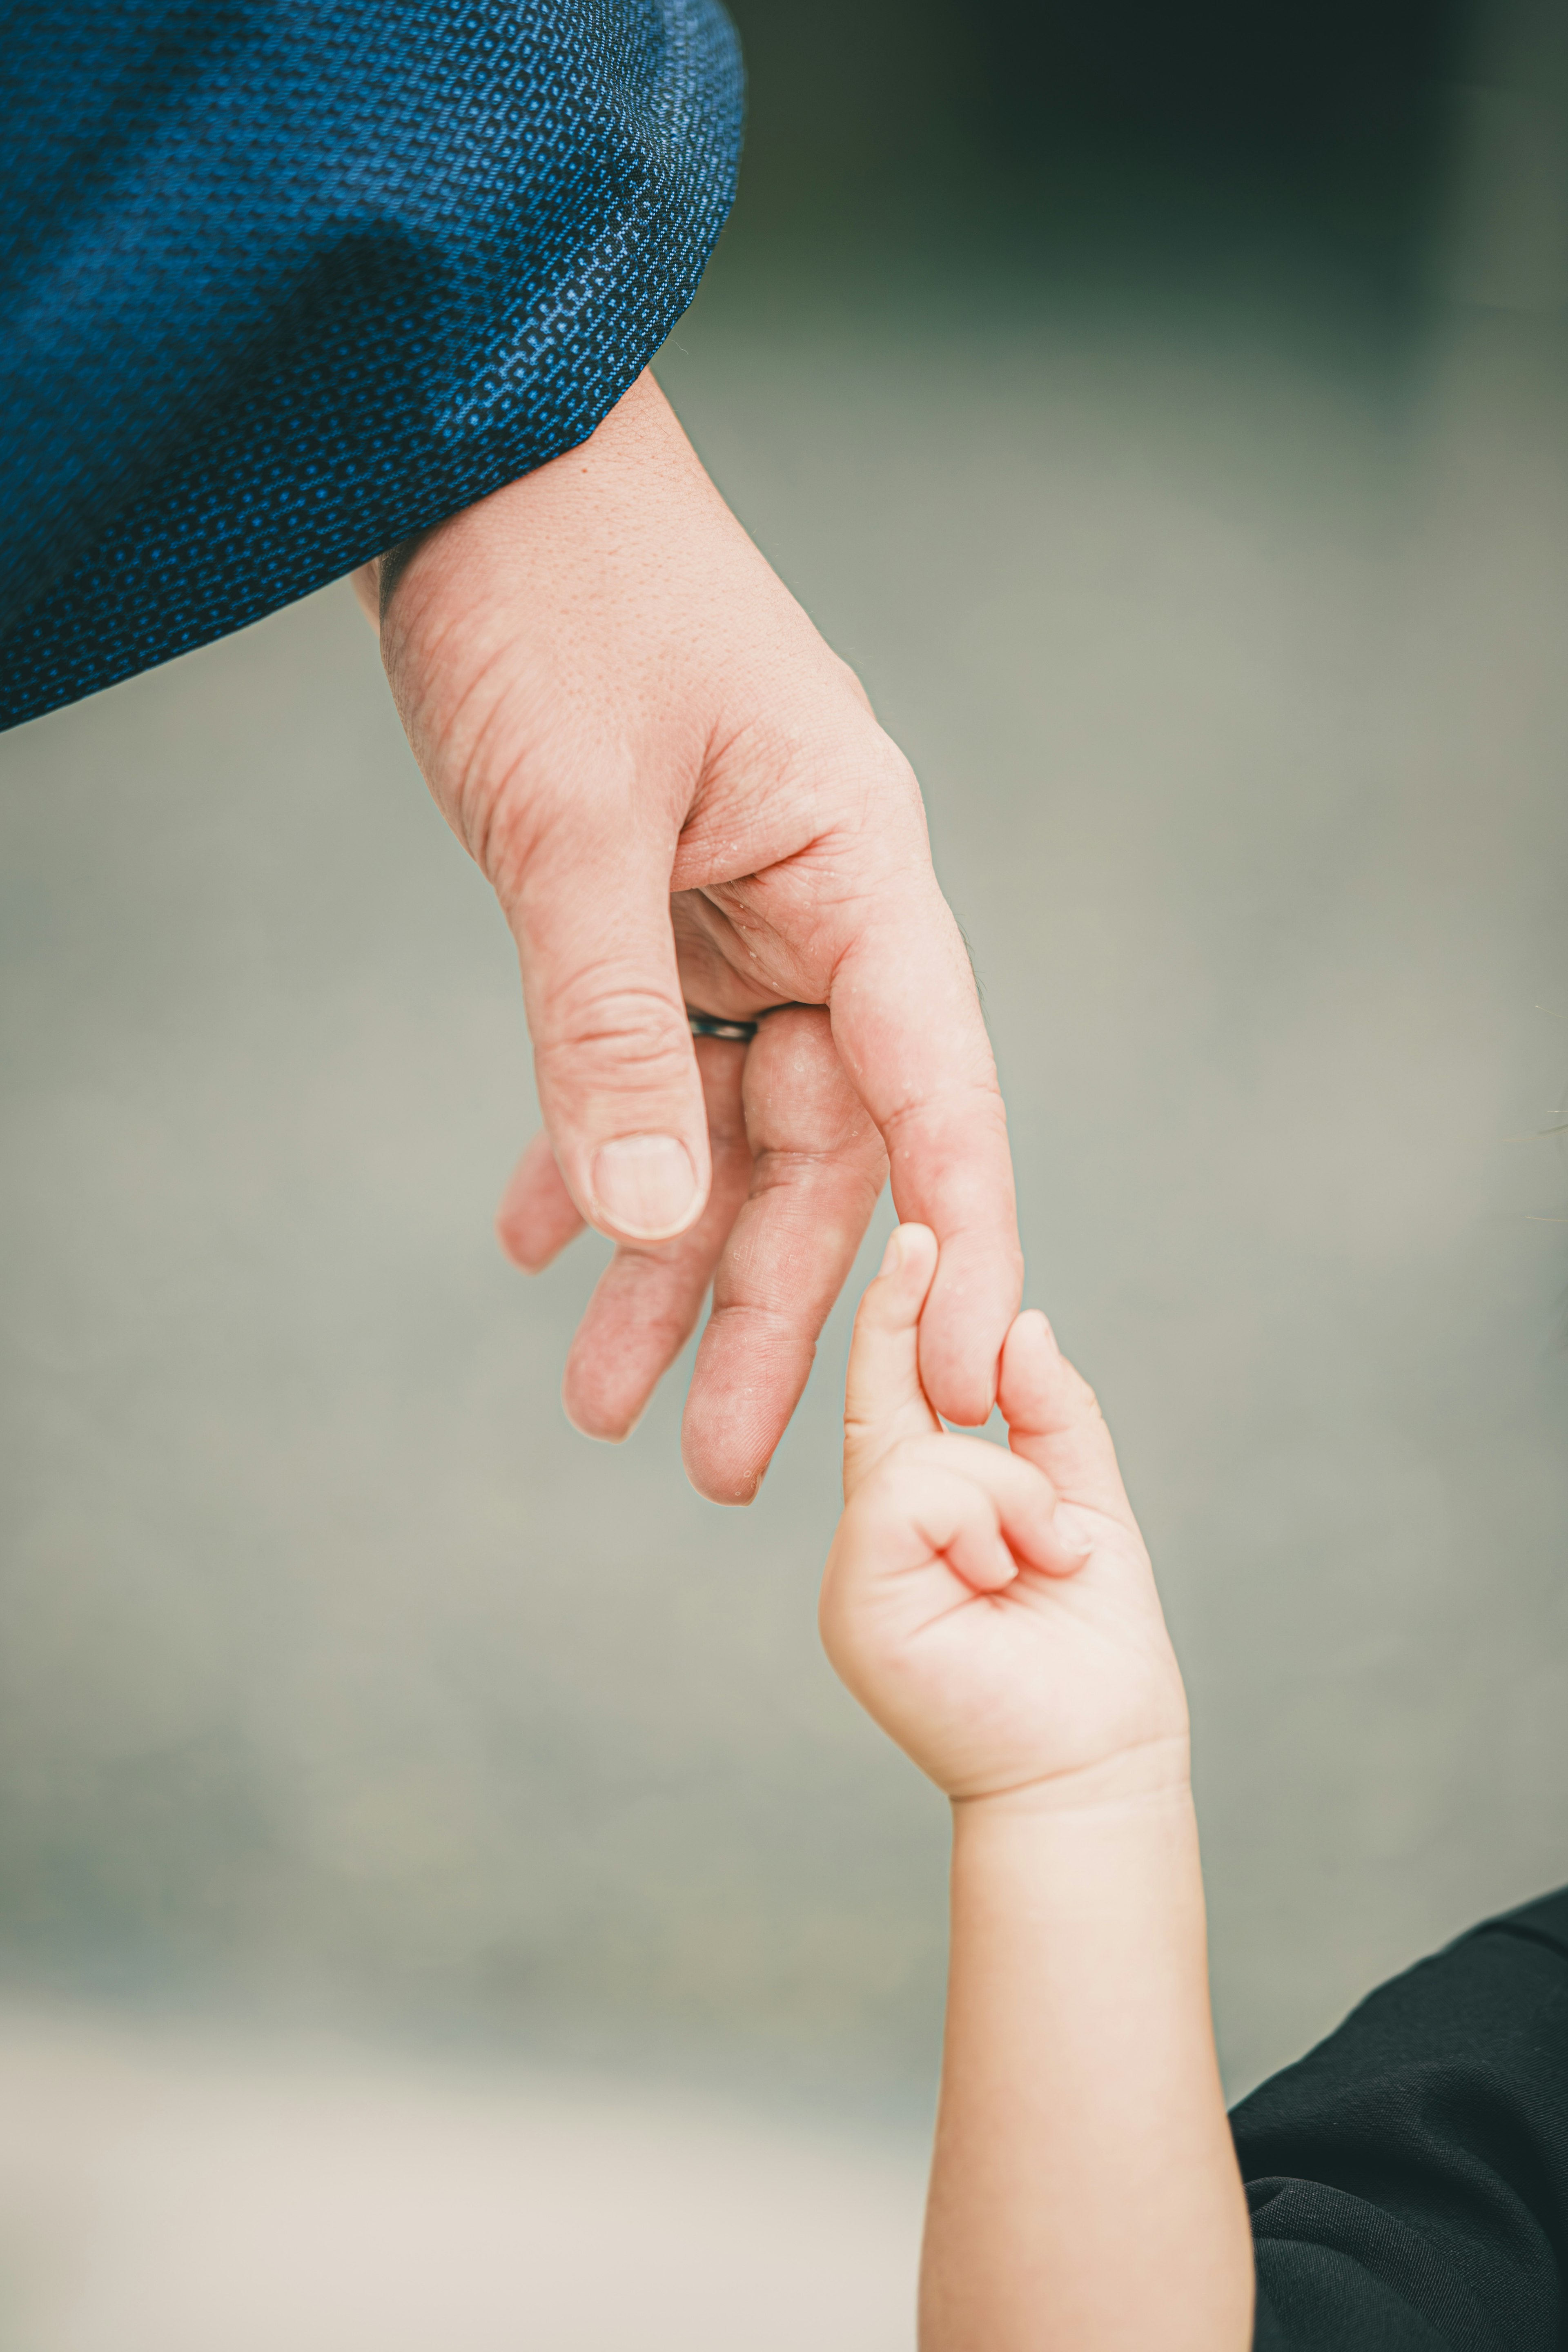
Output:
[
  {"xmin": 1232, "ymin": 1887, "xmax": 1568, "ymax": 2350},
  {"xmin": 0, "ymin": 0, "xmax": 742, "ymax": 730}
]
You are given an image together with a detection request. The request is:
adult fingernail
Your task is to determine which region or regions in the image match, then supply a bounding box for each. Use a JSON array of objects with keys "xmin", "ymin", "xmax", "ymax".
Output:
[
  {"xmin": 590, "ymin": 1134, "xmax": 699, "ymax": 1238},
  {"xmin": 879, "ymin": 1228, "xmax": 906, "ymax": 1278}
]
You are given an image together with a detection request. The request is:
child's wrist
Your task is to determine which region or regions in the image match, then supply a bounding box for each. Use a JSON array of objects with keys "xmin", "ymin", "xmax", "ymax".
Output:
[
  {"xmin": 948, "ymin": 1746, "xmax": 1208, "ymax": 1983},
  {"xmin": 949, "ymin": 1731, "xmax": 1193, "ymax": 1826}
]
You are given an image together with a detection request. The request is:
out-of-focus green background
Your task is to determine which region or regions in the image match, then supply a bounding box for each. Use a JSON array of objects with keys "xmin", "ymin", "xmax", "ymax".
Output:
[{"xmin": 3, "ymin": 1, "xmax": 1568, "ymax": 2341}]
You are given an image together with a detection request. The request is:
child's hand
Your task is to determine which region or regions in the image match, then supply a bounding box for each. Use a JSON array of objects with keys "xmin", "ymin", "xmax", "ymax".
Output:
[
  {"xmin": 820, "ymin": 1225, "xmax": 1189, "ymax": 1808},
  {"xmin": 824, "ymin": 1229, "xmax": 1252, "ymax": 2352}
]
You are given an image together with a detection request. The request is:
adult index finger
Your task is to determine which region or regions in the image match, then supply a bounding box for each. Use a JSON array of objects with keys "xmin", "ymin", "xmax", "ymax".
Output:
[{"xmin": 828, "ymin": 873, "xmax": 1022, "ymax": 1430}]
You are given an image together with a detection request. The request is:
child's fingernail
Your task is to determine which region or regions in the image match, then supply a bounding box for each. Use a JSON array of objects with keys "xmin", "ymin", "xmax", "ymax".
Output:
[{"xmin": 879, "ymin": 1229, "xmax": 905, "ymax": 1278}]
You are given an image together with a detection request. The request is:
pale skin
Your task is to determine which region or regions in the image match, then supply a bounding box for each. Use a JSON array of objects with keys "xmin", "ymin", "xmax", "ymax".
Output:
[
  {"xmin": 352, "ymin": 371, "xmax": 1021, "ymax": 1502},
  {"xmin": 822, "ymin": 1225, "xmax": 1254, "ymax": 2352}
]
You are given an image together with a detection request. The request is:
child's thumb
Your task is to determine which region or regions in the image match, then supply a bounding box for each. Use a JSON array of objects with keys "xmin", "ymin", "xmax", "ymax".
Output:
[{"xmin": 842, "ymin": 1224, "xmax": 942, "ymax": 1498}]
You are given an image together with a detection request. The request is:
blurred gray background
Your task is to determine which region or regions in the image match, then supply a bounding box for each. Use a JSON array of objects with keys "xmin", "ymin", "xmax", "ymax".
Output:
[{"xmin": 3, "ymin": 0, "xmax": 1568, "ymax": 2339}]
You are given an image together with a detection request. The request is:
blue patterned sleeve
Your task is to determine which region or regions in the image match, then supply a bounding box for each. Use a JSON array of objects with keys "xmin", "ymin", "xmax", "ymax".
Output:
[{"xmin": 0, "ymin": 0, "xmax": 744, "ymax": 730}]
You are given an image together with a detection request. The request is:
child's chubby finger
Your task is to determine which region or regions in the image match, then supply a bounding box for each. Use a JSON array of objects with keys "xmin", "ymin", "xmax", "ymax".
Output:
[
  {"xmin": 842, "ymin": 1223, "xmax": 942, "ymax": 1499},
  {"xmin": 999, "ymin": 1310, "xmax": 1139, "ymax": 1533},
  {"xmin": 851, "ymin": 1431, "xmax": 1091, "ymax": 1587}
]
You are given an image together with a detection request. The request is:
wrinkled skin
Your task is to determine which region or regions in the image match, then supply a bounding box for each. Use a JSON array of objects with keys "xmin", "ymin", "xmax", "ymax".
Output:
[{"xmin": 355, "ymin": 371, "xmax": 1021, "ymax": 1501}]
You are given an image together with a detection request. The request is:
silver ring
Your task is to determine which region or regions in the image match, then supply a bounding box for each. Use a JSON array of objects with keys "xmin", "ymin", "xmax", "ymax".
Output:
[{"xmin": 687, "ymin": 1008, "xmax": 758, "ymax": 1044}]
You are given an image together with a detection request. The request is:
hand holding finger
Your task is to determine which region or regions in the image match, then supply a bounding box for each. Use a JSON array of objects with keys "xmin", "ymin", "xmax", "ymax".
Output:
[{"xmin": 840, "ymin": 1221, "xmax": 941, "ymax": 1501}]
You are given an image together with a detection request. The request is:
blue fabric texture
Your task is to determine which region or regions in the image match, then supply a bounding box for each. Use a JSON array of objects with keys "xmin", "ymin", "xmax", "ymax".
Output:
[{"xmin": 0, "ymin": 0, "xmax": 743, "ymax": 731}]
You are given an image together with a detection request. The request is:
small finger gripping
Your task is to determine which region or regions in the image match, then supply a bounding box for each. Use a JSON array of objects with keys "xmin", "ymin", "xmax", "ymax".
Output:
[{"xmin": 842, "ymin": 1223, "xmax": 941, "ymax": 1500}]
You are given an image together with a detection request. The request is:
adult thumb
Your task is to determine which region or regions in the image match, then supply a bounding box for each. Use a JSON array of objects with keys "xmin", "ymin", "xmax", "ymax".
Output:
[{"xmin": 506, "ymin": 798, "xmax": 710, "ymax": 1244}]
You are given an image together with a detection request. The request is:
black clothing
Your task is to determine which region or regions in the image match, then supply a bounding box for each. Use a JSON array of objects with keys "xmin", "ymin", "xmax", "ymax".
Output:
[{"xmin": 1236, "ymin": 1887, "xmax": 1568, "ymax": 2349}]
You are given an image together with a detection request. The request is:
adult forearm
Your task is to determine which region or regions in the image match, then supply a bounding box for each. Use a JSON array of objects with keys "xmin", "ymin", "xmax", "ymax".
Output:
[{"xmin": 920, "ymin": 1755, "xmax": 1253, "ymax": 2352}]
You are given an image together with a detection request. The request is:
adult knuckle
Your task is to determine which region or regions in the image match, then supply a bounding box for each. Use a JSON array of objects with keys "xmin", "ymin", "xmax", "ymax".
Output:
[
  {"xmin": 537, "ymin": 977, "xmax": 689, "ymax": 1078},
  {"xmin": 758, "ymin": 703, "xmax": 918, "ymax": 831}
]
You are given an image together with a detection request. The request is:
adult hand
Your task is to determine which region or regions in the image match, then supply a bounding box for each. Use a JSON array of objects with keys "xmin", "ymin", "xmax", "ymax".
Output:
[{"xmin": 356, "ymin": 371, "xmax": 1021, "ymax": 1502}]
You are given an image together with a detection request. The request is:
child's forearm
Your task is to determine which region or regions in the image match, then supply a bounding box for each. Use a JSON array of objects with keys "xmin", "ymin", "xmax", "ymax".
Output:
[{"xmin": 920, "ymin": 1745, "xmax": 1254, "ymax": 2352}]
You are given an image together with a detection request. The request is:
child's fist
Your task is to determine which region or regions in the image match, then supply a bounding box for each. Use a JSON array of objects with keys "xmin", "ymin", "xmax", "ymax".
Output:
[{"xmin": 820, "ymin": 1226, "xmax": 1189, "ymax": 1807}]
